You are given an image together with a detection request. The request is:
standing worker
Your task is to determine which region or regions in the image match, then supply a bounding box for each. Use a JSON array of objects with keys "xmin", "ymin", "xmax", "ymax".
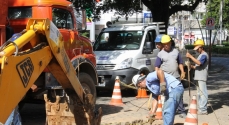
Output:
[
  {"xmin": 186, "ymin": 39, "xmax": 209, "ymax": 115},
  {"xmin": 146, "ymin": 34, "xmax": 163, "ymax": 116},
  {"xmin": 5, "ymin": 106, "xmax": 22, "ymax": 125},
  {"xmin": 132, "ymin": 69, "xmax": 184, "ymax": 125},
  {"xmin": 4, "ymin": 24, "xmax": 22, "ymax": 125},
  {"xmin": 154, "ymin": 35, "xmax": 186, "ymax": 118}
]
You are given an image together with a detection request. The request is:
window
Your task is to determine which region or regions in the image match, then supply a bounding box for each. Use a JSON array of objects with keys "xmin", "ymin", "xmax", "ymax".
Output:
[
  {"xmin": 94, "ymin": 31, "xmax": 143, "ymax": 51},
  {"xmin": 145, "ymin": 30, "xmax": 156, "ymax": 49},
  {"xmin": 52, "ymin": 8, "xmax": 74, "ymax": 29},
  {"xmin": 192, "ymin": 12, "xmax": 204, "ymax": 19},
  {"xmin": 8, "ymin": 7, "xmax": 32, "ymax": 19}
]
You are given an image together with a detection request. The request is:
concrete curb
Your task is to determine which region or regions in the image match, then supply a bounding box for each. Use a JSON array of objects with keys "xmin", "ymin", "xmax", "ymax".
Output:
[{"xmin": 211, "ymin": 54, "xmax": 229, "ymax": 57}]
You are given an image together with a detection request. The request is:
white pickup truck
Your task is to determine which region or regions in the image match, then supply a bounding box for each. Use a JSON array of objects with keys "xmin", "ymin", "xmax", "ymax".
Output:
[{"xmin": 93, "ymin": 22, "xmax": 196, "ymax": 91}]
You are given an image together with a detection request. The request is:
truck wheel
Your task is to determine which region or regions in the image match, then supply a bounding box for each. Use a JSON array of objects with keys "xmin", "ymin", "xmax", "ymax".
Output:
[{"xmin": 79, "ymin": 72, "xmax": 96, "ymax": 104}]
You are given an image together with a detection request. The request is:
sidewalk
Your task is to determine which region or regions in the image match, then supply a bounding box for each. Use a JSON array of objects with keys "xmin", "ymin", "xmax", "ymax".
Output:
[
  {"xmin": 154, "ymin": 59, "xmax": 229, "ymax": 125},
  {"xmin": 99, "ymin": 60, "xmax": 228, "ymax": 125}
]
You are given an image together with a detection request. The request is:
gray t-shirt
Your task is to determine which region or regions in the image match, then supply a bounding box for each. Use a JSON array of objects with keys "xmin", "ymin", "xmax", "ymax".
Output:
[
  {"xmin": 194, "ymin": 51, "xmax": 209, "ymax": 81},
  {"xmin": 155, "ymin": 48, "xmax": 183, "ymax": 78}
]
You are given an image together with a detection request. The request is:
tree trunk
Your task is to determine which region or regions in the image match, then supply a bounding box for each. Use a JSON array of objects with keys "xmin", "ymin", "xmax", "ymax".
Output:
[{"xmin": 142, "ymin": 0, "xmax": 170, "ymax": 32}]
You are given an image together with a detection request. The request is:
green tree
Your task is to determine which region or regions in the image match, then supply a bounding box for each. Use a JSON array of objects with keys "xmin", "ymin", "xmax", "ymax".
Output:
[
  {"xmin": 69, "ymin": 0, "xmax": 208, "ymax": 29},
  {"xmin": 201, "ymin": 0, "xmax": 229, "ymax": 29}
]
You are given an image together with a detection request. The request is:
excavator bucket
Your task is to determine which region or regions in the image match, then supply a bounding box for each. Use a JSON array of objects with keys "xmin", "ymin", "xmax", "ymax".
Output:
[{"xmin": 44, "ymin": 93, "xmax": 102, "ymax": 125}]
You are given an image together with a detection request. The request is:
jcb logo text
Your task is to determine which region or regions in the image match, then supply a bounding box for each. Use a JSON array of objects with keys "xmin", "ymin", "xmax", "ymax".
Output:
[{"xmin": 16, "ymin": 58, "xmax": 34, "ymax": 87}]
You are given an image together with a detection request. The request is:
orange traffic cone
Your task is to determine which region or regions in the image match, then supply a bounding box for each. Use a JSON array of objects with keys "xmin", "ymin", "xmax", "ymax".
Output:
[
  {"xmin": 135, "ymin": 88, "xmax": 142, "ymax": 98},
  {"xmin": 109, "ymin": 77, "xmax": 123, "ymax": 105},
  {"xmin": 184, "ymin": 95, "xmax": 198, "ymax": 125},
  {"xmin": 141, "ymin": 88, "xmax": 149, "ymax": 98},
  {"xmin": 155, "ymin": 95, "xmax": 163, "ymax": 120},
  {"xmin": 136, "ymin": 88, "xmax": 149, "ymax": 98}
]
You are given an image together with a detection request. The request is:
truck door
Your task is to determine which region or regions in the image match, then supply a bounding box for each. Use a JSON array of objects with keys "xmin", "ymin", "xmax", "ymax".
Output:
[
  {"xmin": 52, "ymin": 8, "xmax": 73, "ymax": 56},
  {"xmin": 142, "ymin": 29, "xmax": 160, "ymax": 71}
]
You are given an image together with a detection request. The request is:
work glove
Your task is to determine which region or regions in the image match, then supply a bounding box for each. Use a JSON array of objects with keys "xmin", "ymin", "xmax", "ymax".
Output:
[
  {"xmin": 160, "ymin": 82, "xmax": 166, "ymax": 94},
  {"xmin": 180, "ymin": 72, "xmax": 186, "ymax": 80}
]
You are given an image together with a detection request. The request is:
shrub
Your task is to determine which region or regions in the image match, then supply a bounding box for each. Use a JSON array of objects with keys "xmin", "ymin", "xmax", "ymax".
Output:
[
  {"xmin": 222, "ymin": 41, "xmax": 229, "ymax": 46},
  {"xmin": 185, "ymin": 43, "xmax": 229, "ymax": 54},
  {"xmin": 184, "ymin": 45, "xmax": 229, "ymax": 54},
  {"xmin": 212, "ymin": 46, "xmax": 229, "ymax": 54}
]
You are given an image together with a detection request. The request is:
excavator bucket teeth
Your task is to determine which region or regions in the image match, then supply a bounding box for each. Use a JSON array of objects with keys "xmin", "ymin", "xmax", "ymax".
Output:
[{"xmin": 44, "ymin": 92, "xmax": 103, "ymax": 125}]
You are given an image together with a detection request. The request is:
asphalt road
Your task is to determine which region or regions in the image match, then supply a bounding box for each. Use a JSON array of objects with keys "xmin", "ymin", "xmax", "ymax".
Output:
[{"xmin": 19, "ymin": 57, "xmax": 229, "ymax": 125}]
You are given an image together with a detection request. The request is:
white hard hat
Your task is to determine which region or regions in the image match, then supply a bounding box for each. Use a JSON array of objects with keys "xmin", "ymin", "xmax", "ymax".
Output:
[{"xmin": 132, "ymin": 74, "xmax": 146, "ymax": 86}]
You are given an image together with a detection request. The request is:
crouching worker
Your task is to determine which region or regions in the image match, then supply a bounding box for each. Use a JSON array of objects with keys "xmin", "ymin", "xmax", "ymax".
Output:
[{"xmin": 132, "ymin": 69, "xmax": 184, "ymax": 125}]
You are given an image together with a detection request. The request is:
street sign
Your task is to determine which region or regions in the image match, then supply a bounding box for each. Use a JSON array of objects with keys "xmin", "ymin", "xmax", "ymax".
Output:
[
  {"xmin": 174, "ymin": 28, "xmax": 177, "ymax": 35},
  {"xmin": 167, "ymin": 26, "xmax": 175, "ymax": 36},
  {"xmin": 206, "ymin": 17, "xmax": 215, "ymax": 30},
  {"xmin": 143, "ymin": 13, "xmax": 152, "ymax": 18},
  {"xmin": 143, "ymin": 12, "xmax": 152, "ymax": 23}
]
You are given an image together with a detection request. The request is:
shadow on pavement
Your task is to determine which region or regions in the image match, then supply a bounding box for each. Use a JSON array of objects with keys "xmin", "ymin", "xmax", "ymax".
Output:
[
  {"xmin": 97, "ymin": 89, "xmax": 137, "ymax": 97},
  {"xmin": 95, "ymin": 104, "xmax": 123, "ymax": 116},
  {"xmin": 206, "ymin": 67, "xmax": 229, "ymax": 114},
  {"xmin": 20, "ymin": 103, "xmax": 46, "ymax": 125}
]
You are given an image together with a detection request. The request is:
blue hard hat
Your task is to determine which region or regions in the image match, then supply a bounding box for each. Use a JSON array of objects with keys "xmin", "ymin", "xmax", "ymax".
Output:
[{"xmin": 154, "ymin": 34, "xmax": 164, "ymax": 43}]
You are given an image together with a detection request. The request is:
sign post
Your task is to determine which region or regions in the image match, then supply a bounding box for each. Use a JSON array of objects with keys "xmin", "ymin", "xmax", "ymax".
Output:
[{"xmin": 206, "ymin": 17, "xmax": 215, "ymax": 68}]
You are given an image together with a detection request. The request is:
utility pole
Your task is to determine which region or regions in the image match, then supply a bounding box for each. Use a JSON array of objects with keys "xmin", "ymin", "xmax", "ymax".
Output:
[
  {"xmin": 196, "ymin": 16, "xmax": 204, "ymax": 40},
  {"xmin": 209, "ymin": 0, "xmax": 214, "ymax": 68},
  {"xmin": 219, "ymin": 0, "xmax": 223, "ymax": 45},
  {"xmin": 182, "ymin": 11, "xmax": 184, "ymax": 46}
]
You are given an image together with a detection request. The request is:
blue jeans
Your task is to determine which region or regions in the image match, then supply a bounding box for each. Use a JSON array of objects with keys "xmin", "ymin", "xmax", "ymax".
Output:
[
  {"xmin": 163, "ymin": 85, "xmax": 184, "ymax": 125},
  {"xmin": 5, "ymin": 106, "xmax": 22, "ymax": 125},
  {"xmin": 176, "ymin": 78, "xmax": 185, "ymax": 113},
  {"xmin": 197, "ymin": 80, "xmax": 208, "ymax": 112}
]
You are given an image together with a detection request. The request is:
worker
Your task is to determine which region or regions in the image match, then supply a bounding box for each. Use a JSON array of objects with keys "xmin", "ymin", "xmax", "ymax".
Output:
[
  {"xmin": 186, "ymin": 39, "xmax": 208, "ymax": 115},
  {"xmin": 5, "ymin": 85, "xmax": 39, "ymax": 125},
  {"xmin": 5, "ymin": 106, "xmax": 22, "ymax": 125},
  {"xmin": 4, "ymin": 32, "xmax": 40, "ymax": 125},
  {"xmin": 4, "ymin": 26, "xmax": 22, "ymax": 125},
  {"xmin": 154, "ymin": 34, "xmax": 186, "ymax": 118},
  {"xmin": 142, "ymin": 34, "xmax": 163, "ymax": 116},
  {"xmin": 132, "ymin": 69, "xmax": 184, "ymax": 125},
  {"xmin": 154, "ymin": 34, "xmax": 164, "ymax": 51}
]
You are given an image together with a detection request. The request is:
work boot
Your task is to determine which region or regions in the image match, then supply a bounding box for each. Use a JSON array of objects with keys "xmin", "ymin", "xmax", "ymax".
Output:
[
  {"xmin": 179, "ymin": 113, "xmax": 187, "ymax": 118},
  {"xmin": 197, "ymin": 111, "xmax": 208, "ymax": 115}
]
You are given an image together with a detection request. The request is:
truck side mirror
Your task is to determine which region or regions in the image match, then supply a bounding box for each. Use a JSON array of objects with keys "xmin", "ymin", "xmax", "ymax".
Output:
[{"xmin": 143, "ymin": 41, "xmax": 153, "ymax": 54}]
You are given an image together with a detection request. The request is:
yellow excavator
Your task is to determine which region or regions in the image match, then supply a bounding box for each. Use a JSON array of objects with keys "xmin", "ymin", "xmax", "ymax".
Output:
[{"xmin": 0, "ymin": 18, "xmax": 102, "ymax": 125}]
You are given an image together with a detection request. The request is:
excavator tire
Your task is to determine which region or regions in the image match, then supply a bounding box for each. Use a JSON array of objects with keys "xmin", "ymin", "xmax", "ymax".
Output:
[
  {"xmin": 79, "ymin": 72, "xmax": 97, "ymax": 104},
  {"xmin": 45, "ymin": 72, "xmax": 99, "ymax": 125}
]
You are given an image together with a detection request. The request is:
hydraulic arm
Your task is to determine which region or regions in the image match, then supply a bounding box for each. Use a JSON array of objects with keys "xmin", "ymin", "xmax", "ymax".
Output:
[{"xmin": 0, "ymin": 18, "xmax": 102, "ymax": 125}]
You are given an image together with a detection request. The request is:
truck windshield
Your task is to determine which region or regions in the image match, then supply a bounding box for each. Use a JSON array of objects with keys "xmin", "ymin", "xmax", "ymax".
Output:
[{"xmin": 93, "ymin": 31, "xmax": 143, "ymax": 51}]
